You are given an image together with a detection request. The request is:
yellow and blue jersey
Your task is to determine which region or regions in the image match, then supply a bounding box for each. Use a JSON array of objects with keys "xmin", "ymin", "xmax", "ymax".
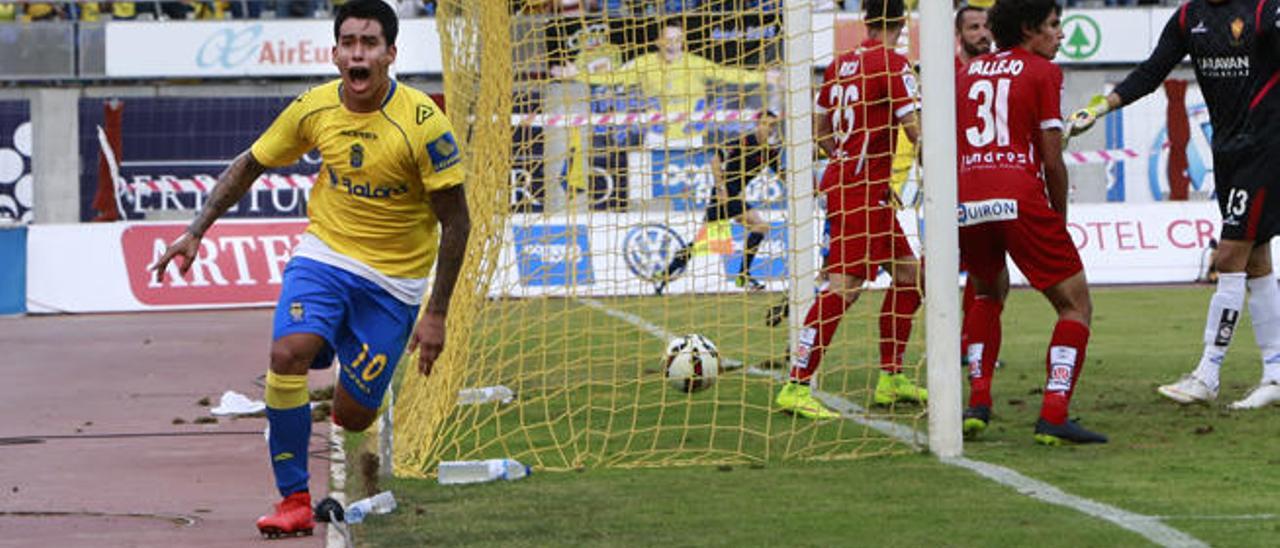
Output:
[
  {"xmin": 573, "ymin": 53, "xmax": 766, "ymax": 141},
  {"xmin": 889, "ymin": 127, "xmax": 916, "ymax": 208},
  {"xmin": 252, "ymin": 79, "xmax": 464, "ymax": 281}
]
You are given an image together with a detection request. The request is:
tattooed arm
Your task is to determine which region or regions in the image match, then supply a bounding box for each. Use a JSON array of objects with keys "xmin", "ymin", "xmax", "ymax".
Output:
[
  {"xmin": 410, "ymin": 183, "xmax": 472, "ymax": 376},
  {"xmin": 188, "ymin": 151, "xmax": 268, "ymax": 237},
  {"xmin": 152, "ymin": 151, "xmax": 267, "ymax": 280}
]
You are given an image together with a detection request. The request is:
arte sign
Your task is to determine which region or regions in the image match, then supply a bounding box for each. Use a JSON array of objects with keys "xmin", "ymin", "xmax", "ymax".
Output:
[{"xmin": 123, "ymin": 221, "xmax": 306, "ymax": 306}]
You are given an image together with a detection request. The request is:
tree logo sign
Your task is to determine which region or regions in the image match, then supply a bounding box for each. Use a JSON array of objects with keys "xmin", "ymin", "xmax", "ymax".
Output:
[{"xmin": 1060, "ymin": 14, "xmax": 1101, "ymax": 61}]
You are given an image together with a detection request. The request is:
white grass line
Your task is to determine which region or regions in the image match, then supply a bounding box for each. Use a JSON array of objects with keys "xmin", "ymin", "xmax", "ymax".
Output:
[
  {"xmin": 327, "ymin": 369, "xmax": 351, "ymax": 548},
  {"xmin": 941, "ymin": 457, "xmax": 1205, "ymax": 547},
  {"xmin": 1153, "ymin": 514, "xmax": 1277, "ymax": 522},
  {"xmin": 577, "ymin": 297, "xmax": 1207, "ymax": 548}
]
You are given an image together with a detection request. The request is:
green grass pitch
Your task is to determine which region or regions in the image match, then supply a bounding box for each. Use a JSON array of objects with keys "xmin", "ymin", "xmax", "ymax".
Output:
[{"xmin": 347, "ymin": 285, "xmax": 1280, "ymax": 547}]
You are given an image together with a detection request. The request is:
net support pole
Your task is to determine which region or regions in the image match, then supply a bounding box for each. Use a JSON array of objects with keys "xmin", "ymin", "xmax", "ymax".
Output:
[
  {"xmin": 919, "ymin": 0, "xmax": 962, "ymax": 457},
  {"xmin": 783, "ymin": 0, "xmax": 816, "ymax": 370}
]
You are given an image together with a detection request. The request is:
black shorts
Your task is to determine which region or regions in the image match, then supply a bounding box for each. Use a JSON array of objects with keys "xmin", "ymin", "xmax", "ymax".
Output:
[
  {"xmin": 706, "ymin": 196, "xmax": 748, "ymax": 222},
  {"xmin": 1214, "ymin": 135, "xmax": 1280, "ymax": 244}
]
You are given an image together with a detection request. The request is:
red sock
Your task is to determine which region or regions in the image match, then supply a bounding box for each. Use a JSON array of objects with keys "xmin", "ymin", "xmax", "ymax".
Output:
[
  {"xmin": 964, "ymin": 297, "xmax": 1003, "ymax": 408},
  {"xmin": 879, "ymin": 284, "xmax": 921, "ymax": 373},
  {"xmin": 789, "ymin": 291, "xmax": 849, "ymax": 383},
  {"xmin": 961, "ymin": 280, "xmax": 978, "ymax": 351},
  {"xmin": 1040, "ymin": 319, "xmax": 1090, "ymax": 424}
]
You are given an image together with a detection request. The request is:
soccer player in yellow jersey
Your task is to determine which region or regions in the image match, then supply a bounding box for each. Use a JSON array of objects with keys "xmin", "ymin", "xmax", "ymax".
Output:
[
  {"xmin": 554, "ymin": 22, "xmax": 773, "ymax": 141},
  {"xmin": 152, "ymin": 0, "xmax": 471, "ymax": 538}
]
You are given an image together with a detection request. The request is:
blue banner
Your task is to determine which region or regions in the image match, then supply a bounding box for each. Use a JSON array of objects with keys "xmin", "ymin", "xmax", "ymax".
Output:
[
  {"xmin": 512, "ymin": 224, "xmax": 594, "ymax": 287},
  {"xmin": 0, "ymin": 100, "xmax": 32, "ymax": 223},
  {"xmin": 78, "ymin": 96, "xmax": 315, "ymax": 221},
  {"xmin": 651, "ymin": 148, "xmax": 784, "ymax": 213}
]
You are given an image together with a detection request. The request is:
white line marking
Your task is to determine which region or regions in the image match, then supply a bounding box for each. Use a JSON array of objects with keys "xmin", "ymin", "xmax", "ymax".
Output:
[
  {"xmin": 1152, "ymin": 514, "xmax": 1277, "ymax": 522},
  {"xmin": 941, "ymin": 457, "xmax": 1205, "ymax": 547},
  {"xmin": 577, "ymin": 297, "xmax": 1207, "ymax": 548},
  {"xmin": 327, "ymin": 371, "xmax": 351, "ymax": 548}
]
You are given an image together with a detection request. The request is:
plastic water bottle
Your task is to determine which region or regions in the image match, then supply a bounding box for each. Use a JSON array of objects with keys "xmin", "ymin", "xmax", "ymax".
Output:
[
  {"xmin": 456, "ymin": 385, "xmax": 516, "ymax": 405},
  {"xmin": 437, "ymin": 458, "xmax": 531, "ymax": 485},
  {"xmin": 344, "ymin": 491, "xmax": 397, "ymax": 524}
]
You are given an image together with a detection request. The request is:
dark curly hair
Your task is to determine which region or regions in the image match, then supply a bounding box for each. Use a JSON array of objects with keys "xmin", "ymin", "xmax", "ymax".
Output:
[
  {"xmin": 864, "ymin": 0, "xmax": 906, "ymax": 31},
  {"xmin": 987, "ymin": 0, "xmax": 1059, "ymax": 50},
  {"xmin": 334, "ymin": 0, "xmax": 399, "ymax": 46}
]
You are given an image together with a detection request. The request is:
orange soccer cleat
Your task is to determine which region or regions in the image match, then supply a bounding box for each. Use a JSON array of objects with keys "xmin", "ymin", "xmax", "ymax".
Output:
[{"xmin": 256, "ymin": 491, "xmax": 315, "ymax": 539}]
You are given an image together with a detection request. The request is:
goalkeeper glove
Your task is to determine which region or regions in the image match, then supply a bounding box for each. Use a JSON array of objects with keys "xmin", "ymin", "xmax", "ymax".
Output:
[{"xmin": 1066, "ymin": 94, "xmax": 1110, "ymax": 141}]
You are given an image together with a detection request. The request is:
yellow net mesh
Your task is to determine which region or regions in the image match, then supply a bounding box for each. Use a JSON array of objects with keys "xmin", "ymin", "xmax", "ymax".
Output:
[{"xmin": 393, "ymin": 1, "xmax": 926, "ymax": 477}]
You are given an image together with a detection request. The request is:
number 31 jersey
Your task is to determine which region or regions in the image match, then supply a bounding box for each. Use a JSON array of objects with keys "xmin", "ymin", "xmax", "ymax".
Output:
[
  {"xmin": 816, "ymin": 38, "xmax": 918, "ymax": 196},
  {"xmin": 956, "ymin": 47, "xmax": 1063, "ymax": 202}
]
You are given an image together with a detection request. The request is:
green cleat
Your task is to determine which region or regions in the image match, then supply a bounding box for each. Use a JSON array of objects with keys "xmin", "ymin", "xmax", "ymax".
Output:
[
  {"xmin": 735, "ymin": 273, "xmax": 766, "ymax": 292},
  {"xmin": 1033, "ymin": 418, "xmax": 1108, "ymax": 446},
  {"xmin": 962, "ymin": 406, "xmax": 991, "ymax": 440},
  {"xmin": 775, "ymin": 382, "xmax": 841, "ymax": 420},
  {"xmin": 874, "ymin": 372, "xmax": 929, "ymax": 406}
]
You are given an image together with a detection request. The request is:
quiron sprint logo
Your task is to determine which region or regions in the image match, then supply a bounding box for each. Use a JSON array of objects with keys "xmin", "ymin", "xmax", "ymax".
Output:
[{"xmin": 623, "ymin": 223, "xmax": 686, "ymax": 282}]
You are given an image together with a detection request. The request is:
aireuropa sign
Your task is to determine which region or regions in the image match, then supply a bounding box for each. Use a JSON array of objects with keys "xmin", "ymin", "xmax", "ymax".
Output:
[{"xmin": 105, "ymin": 19, "xmax": 443, "ymax": 78}]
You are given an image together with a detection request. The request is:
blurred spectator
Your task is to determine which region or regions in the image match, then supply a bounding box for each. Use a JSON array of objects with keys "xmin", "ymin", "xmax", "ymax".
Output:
[
  {"xmin": 226, "ymin": 0, "xmax": 264, "ymax": 17},
  {"xmin": 279, "ymin": 0, "xmax": 317, "ymax": 17},
  {"xmin": 64, "ymin": 2, "xmax": 105, "ymax": 20},
  {"xmin": 188, "ymin": 1, "xmax": 231, "ymax": 19},
  {"xmin": 23, "ymin": 2, "xmax": 67, "ymax": 20},
  {"xmin": 159, "ymin": 1, "xmax": 192, "ymax": 18},
  {"xmin": 390, "ymin": 0, "xmax": 423, "ymax": 17},
  {"xmin": 109, "ymin": 2, "xmax": 139, "ymax": 19},
  {"xmin": 0, "ymin": 4, "xmax": 15, "ymax": 20}
]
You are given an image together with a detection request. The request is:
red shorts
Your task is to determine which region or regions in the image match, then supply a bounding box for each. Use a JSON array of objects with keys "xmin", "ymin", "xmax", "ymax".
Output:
[
  {"xmin": 958, "ymin": 196, "xmax": 1082, "ymax": 290},
  {"xmin": 824, "ymin": 195, "xmax": 914, "ymax": 280}
]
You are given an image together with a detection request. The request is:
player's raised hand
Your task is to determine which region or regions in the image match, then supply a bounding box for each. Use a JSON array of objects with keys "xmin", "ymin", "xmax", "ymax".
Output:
[
  {"xmin": 410, "ymin": 311, "xmax": 446, "ymax": 376},
  {"xmin": 151, "ymin": 231, "xmax": 202, "ymax": 283},
  {"xmin": 1066, "ymin": 94, "xmax": 1111, "ymax": 142}
]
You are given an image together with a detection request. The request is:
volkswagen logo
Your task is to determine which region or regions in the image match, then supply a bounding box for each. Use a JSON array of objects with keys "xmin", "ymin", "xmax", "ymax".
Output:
[{"xmin": 622, "ymin": 223, "xmax": 686, "ymax": 282}]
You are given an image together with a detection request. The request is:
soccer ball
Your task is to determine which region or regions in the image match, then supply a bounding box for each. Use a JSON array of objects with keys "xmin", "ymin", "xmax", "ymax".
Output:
[{"xmin": 663, "ymin": 334, "xmax": 721, "ymax": 392}]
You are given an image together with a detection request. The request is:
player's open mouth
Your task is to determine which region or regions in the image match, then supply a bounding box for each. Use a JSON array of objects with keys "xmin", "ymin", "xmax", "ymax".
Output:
[{"xmin": 348, "ymin": 67, "xmax": 371, "ymax": 82}]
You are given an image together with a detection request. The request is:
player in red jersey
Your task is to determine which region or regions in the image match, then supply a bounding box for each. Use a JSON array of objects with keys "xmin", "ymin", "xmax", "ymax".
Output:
[
  {"xmin": 956, "ymin": 0, "xmax": 1106, "ymax": 445},
  {"xmin": 775, "ymin": 0, "xmax": 926, "ymax": 420},
  {"xmin": 954, "ymin": 3, "xmax": 1010, "ymax": 373}
]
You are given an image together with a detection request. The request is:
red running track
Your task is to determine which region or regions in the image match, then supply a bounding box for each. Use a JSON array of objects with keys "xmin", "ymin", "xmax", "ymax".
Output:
[{"xmin": 0, "ymin": 310, "xmax": 332, "ymax": 547}]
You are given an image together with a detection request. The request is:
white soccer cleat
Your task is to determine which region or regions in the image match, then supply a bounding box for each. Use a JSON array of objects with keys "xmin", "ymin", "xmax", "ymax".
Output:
[
  {"xmin": 1156, "ymin": 375, "xmax": 1218, "ymax": 404},
  {"xmin": 1228, "ymin": 381, "xmax": 1280, "ymax": 410}
]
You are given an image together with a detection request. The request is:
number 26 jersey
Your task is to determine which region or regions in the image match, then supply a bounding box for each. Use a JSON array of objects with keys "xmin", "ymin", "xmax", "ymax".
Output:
[
  {"xmin": 816, "ymin": 38, "xmax": 918, "ymax": 197},
  {"xmin": 956, "ymin": 47, "xmax": 1063, "ymax": 203}
]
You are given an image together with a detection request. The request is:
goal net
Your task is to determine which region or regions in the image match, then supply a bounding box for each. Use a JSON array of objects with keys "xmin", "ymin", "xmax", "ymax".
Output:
[{"xmin": 392, "ymin": 0, "xmax": 948, "ymax": 477}]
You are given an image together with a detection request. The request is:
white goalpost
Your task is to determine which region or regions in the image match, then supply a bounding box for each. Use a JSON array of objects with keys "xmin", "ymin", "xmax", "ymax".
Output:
[
  {"xmin": 782, "ymin": 0, "xmax": 962, "ymax": 457},
  {"xmin": 919, "ymin": 0, "xmax": 963, "ymax": 457},
  {"xmin": 783, "ymin": 0, "xmax": 817, "ymax": 378}
]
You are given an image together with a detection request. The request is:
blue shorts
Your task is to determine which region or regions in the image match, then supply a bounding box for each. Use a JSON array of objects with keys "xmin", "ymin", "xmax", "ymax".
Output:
[{"xmin": 272, "ymin": 257, "xmax": 418, "ymax": 410}]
